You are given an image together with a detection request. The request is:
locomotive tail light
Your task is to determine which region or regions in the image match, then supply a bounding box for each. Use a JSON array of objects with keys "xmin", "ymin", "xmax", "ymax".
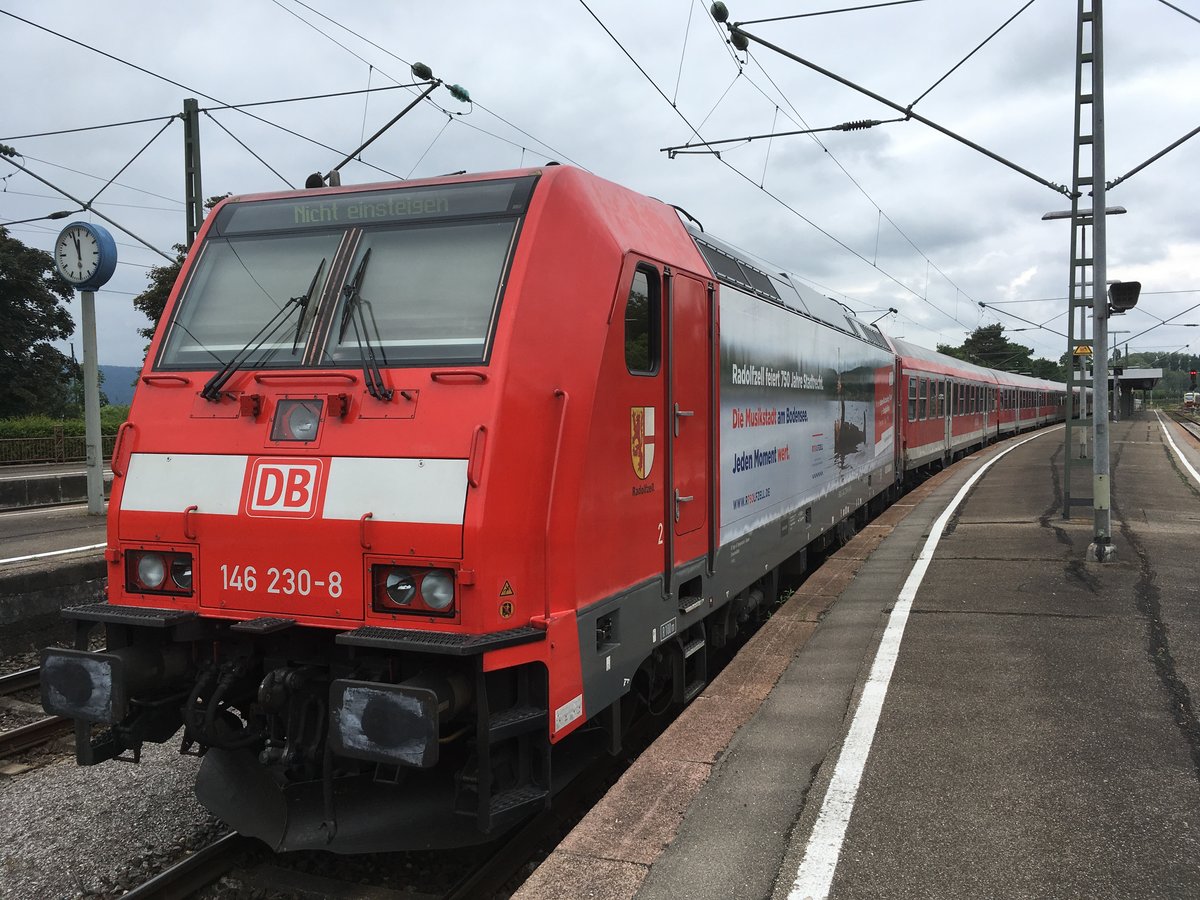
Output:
[
  {"xmin": 41, "ymin": 648, "xmax": 128, "ymax": 723},
  {"xmin": 271, "ymin": 398, "xmax": 323, "ymax": 442},
  {"xmin": 126, "ymin": 550, "xmax": 194, "ymax": 596},
  {"xmin": 371, "ymin": 565, "xmax": 456, "ymax": 616},
  {"xmin": 170, "ymin": 556, "xmax": 193, "ymax": 591}
]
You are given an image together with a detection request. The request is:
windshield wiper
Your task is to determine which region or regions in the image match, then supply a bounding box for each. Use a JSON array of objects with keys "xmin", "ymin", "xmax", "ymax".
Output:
[
  {"xmin": 338, "ymin": 249, "xmax": 393, "ymax": 402},
  {"xmin": 200, "ymin": 257, "xmax": 327, "ymax": 402},
  {"xmin": 292, "ymin": 257, "xmax": 326, "ymax": 352}
]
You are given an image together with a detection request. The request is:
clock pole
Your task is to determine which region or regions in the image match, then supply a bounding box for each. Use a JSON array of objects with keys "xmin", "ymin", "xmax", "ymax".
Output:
[
  {"xmin": 54, "ymin": 221, "xmax": 117, "ymax": 516},
  {"xmin": 80, "ymin": 288, "xmax": 104, "ymax": 515}
]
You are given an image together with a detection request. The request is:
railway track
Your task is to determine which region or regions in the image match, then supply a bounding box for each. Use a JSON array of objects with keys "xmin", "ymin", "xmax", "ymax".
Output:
[
  {"xmin": 1169, "ymin": 410, "xmax": 1200, "ymax": 442},
  {"xmin": 0, "ymin": 664, "xmax": 71, "ymax": 759},
  {"xmin": 114, "ymin": 722, "xmax": 634, "ymax": 899},
  {"xmin": 0, "ymin": 665, "xmax": 41, "ymax": 695},
  {"xmin": 119, "ymin": 832, "xmax": 256, "ymax": 900}
]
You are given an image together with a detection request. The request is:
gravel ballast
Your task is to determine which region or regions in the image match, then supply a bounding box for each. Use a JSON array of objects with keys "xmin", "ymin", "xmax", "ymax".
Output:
[{"xmin": 0, "ymin": 740, "xmax": 220, "ymax": 899}]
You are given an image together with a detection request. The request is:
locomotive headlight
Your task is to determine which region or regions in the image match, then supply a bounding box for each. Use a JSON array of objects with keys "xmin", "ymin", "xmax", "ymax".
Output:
[
  {"xmin": 384, "ymin": 568, "xmax": 417, "ymax": 606},
  {"xmin": 271, "ymin": 398, "xmax": 324, "ymax": 442},
  {"xmin": 126, "ymin": 549, "xmax": 194, "ymax": 596},
  {"xmin": 288, "ymin": 403, "xmax": 319, "ymax": 439},
  {"xmin": 420, "ymin": 570, "xmax": 455, "ymax": 610},
  {"xmin": 137, "ymin": 553, "xmax": 166, "ymax": 589},
  {"xmin": 371, "ymin": 564, "xmax": 456, "ymax": 616}
]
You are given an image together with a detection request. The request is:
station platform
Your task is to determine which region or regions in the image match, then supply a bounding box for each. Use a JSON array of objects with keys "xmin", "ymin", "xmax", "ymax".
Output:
[
  {"xmin": 515, "ymin": 410, "xmax": 1200, "ymax": 900},
  {"xmin": 0, "ymin": 462, "xmax": 112, "ymax": 511}
]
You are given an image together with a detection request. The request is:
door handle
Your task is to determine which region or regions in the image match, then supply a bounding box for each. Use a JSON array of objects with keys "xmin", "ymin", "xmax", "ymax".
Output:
[
  {"xmin": 674, "ymin": 403, "xmax": 694, "ymax": 436},
  {"xmin": 674, "ymin": 489, "xmax": 694, "ymax": 522}
]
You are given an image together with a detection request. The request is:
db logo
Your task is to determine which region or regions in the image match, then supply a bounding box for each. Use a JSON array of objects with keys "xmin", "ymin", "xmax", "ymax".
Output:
[{"xmin": 243, "ymin": 458, "xmax": 325, "ymax": 518}]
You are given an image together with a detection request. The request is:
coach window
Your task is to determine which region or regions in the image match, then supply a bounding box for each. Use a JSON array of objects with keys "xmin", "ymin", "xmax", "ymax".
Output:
[
  {"xmin": 918, "ymin": 378, "xmax": 928, "ymax": 419},
  {"xmin": 938, "ymin": 381, "xmax": 947, "ymax": 417},
  {"xmin": 625, "ymin": 267, "xmax": 660, "ymax": 375},
  {"xmin": 908, "ymin": 378, "xmax": 917, "ymax": 421}
]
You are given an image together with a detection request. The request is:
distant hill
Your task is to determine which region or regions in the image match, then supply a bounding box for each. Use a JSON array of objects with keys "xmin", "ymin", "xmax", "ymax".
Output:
[{"xmin": 101, "ymin": 365, "xmax": 141, "ymax": 406}]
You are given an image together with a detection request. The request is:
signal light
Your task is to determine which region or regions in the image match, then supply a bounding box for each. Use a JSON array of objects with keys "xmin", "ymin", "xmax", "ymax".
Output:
[{"xmin": 1108, "ymin": 280, "xmax": 1142, "ymax": 313}]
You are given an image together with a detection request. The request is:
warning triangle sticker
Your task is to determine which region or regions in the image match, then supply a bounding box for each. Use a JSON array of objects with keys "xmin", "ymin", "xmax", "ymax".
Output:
[{"xmin": 499, "ymin": 581, "xmax": 515, "ymax": 597}]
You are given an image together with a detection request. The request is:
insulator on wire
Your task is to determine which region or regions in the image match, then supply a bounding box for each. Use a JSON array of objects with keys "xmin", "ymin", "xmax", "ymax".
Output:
[{"xmin": 835, "ymin": 119, "xmax": 881, "ymax": 132}]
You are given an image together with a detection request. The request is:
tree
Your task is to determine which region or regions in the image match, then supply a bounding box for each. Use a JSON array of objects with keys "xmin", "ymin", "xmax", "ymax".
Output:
[
  {"xmin": 132, "ymin": 194, "xmax": 229, "ymax": 340},
  {"xmin": 0, "ymin": 226, "xmax": 79, "ymax": 418},
  {"xmin": 938, "ymin": 324, "xmax": 1064, "ymax": 380},
  {"xmin": 132, "ymin": 243, "xmax": 187, "ymax": 339}
]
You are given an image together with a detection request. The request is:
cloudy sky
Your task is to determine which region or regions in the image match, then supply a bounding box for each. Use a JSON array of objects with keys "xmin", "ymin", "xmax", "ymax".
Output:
[{"xmin": 2, "ymin": 0, "xmax": 1198, "ymax": 368}]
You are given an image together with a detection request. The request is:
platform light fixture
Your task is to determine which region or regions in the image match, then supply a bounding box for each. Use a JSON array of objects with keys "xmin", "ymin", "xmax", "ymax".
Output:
[{"xmin": 1108, "ymin": 280, "xmax": 1141, "ymax": 314}]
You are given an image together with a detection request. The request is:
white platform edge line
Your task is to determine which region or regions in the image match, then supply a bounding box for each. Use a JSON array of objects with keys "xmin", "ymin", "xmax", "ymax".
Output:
[
  {"xmin": 1155, "ymin": 411, "xmax": 1200, "ymax": 486},
  {"xmin": 1, "ymin": 542, "xmax": 106, "ymax": 566},
  {"xmin": 788, "ymin": 426, "xmax": 1056, "ymax": 900}
]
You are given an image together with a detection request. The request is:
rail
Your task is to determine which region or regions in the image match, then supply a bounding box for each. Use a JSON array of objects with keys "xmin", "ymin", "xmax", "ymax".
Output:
[
  {"xmin": 1169, "ymin": 410, "xmax": 1200, "ymax": 442},
  {"xmin": 120, "ymin": 832, "xmax": 253, "ymax": 899},
  {"xmin": 0, "ymin": 432, "xmax": 118, "ymax": 466}
]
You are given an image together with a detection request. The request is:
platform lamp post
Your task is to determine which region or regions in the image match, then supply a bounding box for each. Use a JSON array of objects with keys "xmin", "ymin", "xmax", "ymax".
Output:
[{"xmin": 53, "ymin": 222, "xmax": 118, "ymax": 515}]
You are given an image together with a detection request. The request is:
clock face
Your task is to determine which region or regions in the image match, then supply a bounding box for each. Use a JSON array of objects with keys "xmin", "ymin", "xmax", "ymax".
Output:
[{"xmin": 55, "ymin": 224, "xmax": 102, "ymax": 284}]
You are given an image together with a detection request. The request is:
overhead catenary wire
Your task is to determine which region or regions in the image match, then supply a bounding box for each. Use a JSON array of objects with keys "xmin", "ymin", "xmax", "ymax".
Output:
[
  {"xmin": 275, "ymin": 0, "xmax": 587, "ymax": 169},
  {"xmin": 1153, "ymin": 0, "xmax": 1200, "ymax": 27},
  {"xmin": 672, "ymin": 0, "xmax": 697, "ymax": 106},
  {"xmin": 0, "ymin": 150, "xmax": 173, "ymax": 260},
  {"xmin": 1, "ymin": 188, "xmax": 178, "ymax": 213},
  {"xmin": 0, "ymin": 8, "xmax": 404, "ymax": 181},
  {"xmin": 684, "ymin": 35, "xmax": 993, "ymax": 334},
  {"xmin": 906, "ymin": 0, "xmax": 1040, "ymax": 110},
  {"xmin": 721, "ymin": 22, "xmax": 1071, "ymax": 197},
  {"xmin": 84, "ymin": 117, "xmax": 177, "ymax": 209},
  {"xmin": 736, "ymin": 0, "xmax": 929, "ymax": 26},
  {"xmin": 578, "ymin": 0, "xmax": 979, "ymax": 334},
  {"xmin": 0, "ymin": 85, "xmax": 419, "ymax": 144},
  {"xmin": 16, "ymin": 154, "xmax": 184, "ymax": 206},
  {"xmin": 202, "ymin": 112, "xmax": 296, "ymax": 189}
]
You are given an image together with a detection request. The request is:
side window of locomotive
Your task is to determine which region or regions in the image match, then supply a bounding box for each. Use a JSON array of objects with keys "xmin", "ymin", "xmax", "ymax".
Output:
[{"xmin": 625, "ymin": 268, "xmax": 660, "ymax": 375}]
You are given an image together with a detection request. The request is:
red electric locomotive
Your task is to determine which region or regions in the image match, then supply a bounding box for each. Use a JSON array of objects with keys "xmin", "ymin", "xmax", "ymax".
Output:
[{"xmin": 40, "ymin": 165, "xmax": 1056, "ymax": 852}]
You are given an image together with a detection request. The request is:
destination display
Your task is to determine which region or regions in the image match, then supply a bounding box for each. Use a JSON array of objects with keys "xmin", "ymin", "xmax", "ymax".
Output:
[
  {"xmin": 719, "ymin": 285, "xmax": 894, "ymax": 545},
  {"xmin": 214, "ymin": 175, "xmax": 537, "ymax": 235}
]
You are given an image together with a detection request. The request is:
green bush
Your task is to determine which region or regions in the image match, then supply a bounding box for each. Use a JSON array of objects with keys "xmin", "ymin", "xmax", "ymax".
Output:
[{"xmin": 0, "ymin": 405, "xmax": 130, "ymax": 439}]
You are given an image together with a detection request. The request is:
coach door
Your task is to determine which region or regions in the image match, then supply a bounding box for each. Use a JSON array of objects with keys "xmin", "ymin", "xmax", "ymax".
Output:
[
  {"xmin": 665, "ymin": 269, "xmax": 712, "ymax": 570},
  {"xmin": 944, "ymin": 379, "xmax": 953, "ymax": 449}
]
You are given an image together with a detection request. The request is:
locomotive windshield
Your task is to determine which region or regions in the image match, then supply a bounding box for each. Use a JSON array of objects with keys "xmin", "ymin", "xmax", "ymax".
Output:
[{"xmin": 156, "ymin": 176, "xmax": 535, "ymax": 370}]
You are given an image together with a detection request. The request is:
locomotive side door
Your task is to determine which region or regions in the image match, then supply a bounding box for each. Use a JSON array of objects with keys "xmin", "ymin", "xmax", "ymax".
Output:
[{"xmin": 665, "ymin": 270, "xmax": 711, "ymax": 562}]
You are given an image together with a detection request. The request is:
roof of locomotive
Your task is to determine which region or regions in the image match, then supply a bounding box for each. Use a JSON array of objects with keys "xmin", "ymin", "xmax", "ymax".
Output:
[{"xmin": 682, "ymin": 224, "xmax": 891, "ymax": 350}]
